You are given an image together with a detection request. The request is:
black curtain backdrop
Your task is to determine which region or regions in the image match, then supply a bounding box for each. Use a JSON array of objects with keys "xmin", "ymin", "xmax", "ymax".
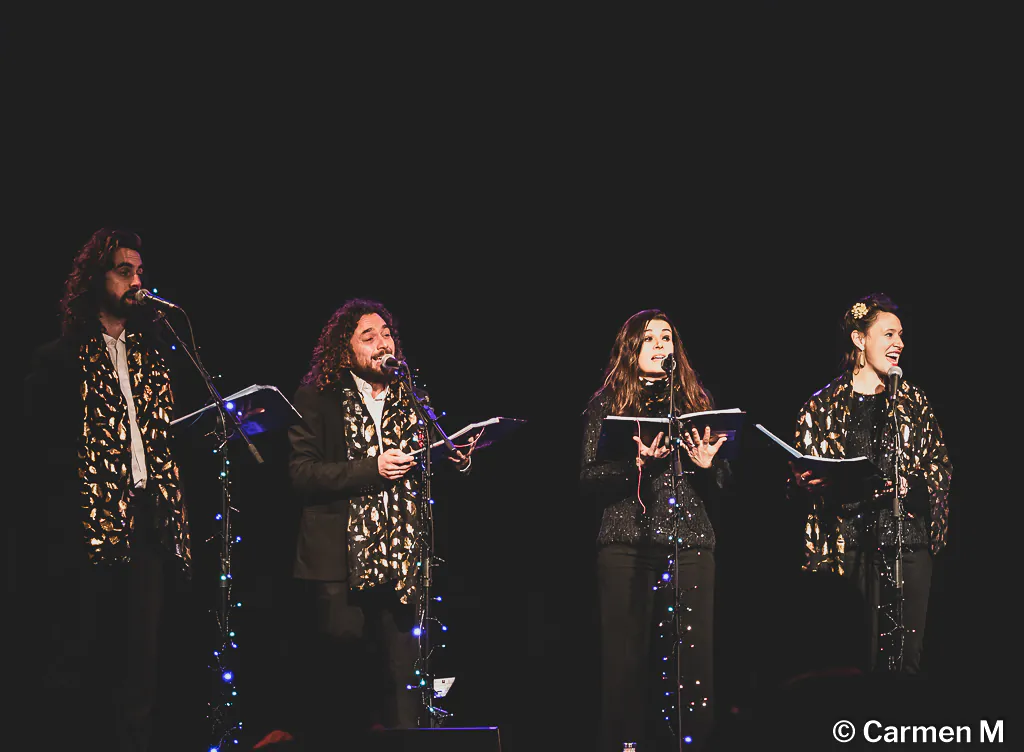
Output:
[{"xmin": 5, "ymin": 13, "xmax": 1013, "ymax": 750}]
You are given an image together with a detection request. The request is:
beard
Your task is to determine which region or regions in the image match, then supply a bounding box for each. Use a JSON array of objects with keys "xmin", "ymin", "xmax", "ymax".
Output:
[
  {"xmin": 349, "ymin": 359, "xmax": 398, "ymax": 386},
  {"xmin": 102, "ymin": 288, "xmax": 144, "ymax": 321}
]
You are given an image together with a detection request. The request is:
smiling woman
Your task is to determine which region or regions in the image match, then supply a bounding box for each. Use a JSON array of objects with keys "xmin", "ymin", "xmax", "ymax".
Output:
[
  {"xmin": 787, "ymin": 292, "xmax": 953, "ymax": 677},
  {"xmin": 844, "ymin": 295, "xmax": 904, "ymax": 379}
]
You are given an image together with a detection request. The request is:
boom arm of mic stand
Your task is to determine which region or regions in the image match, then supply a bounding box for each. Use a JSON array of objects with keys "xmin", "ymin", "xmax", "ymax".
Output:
[
  {"xmin": 156, "ymin": 312, "xmax": 264, "ymax": 464},
  {"xmin": 401, "ymin": 371, "xmax": 456, "ymax": 454}
]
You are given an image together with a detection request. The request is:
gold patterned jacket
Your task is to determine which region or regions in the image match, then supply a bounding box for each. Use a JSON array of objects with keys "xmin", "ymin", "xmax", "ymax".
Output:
[
  {"xmin": 792, "ymin": 371, "xmax": 952, "ymax": 572},
  {"xmin": 25, "ymin": 327, "xmax": 190, "ymax": 571}
]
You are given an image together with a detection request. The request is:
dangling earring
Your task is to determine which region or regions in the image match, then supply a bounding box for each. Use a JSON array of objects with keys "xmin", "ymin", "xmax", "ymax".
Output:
[{"xmin": 857, "ymin": 350, "xmax": 866, "ymax": 369}]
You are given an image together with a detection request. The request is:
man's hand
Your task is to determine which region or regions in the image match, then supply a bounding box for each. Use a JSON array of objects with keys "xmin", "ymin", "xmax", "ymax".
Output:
[
  {"xmin": 449, "ymin": 434, "xmax": 478, "ymax": 472},
  {"xmin": 378, "ymin": 448, "xmax": 416, "ymax": 481}
]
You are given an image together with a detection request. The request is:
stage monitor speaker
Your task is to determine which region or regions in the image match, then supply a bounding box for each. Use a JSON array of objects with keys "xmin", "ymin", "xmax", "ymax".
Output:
[{"xmin": 365, "ymin": 726, "xmax": 502, "ymax": 751}]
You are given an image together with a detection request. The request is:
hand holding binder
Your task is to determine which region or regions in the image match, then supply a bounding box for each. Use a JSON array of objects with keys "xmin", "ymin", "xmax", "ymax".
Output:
[
  {"xmin": 600, "ymin": 408, "xmax": 746, "ymax": 462},
  {"xmin": 408, "ymin": 416, "xmax": 526, "ymax": 461},
  {"xmin": 754, "ymin": 423, "xmax": 882, "ymax": 490}
]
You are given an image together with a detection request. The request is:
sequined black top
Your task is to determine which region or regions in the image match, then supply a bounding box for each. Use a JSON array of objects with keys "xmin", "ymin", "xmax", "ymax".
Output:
[
  {"xmin": 580, "ymin": 380, "xmax": 730, "ymax": 551},
  {"xmin": 839, "ymin": 391, "xmax": 928, "ymax": 551}
]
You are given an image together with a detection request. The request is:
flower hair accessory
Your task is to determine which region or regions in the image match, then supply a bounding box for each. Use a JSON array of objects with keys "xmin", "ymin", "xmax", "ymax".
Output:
[{"xmin": 850, "ymin": 302, "xmax": 869, "ymax": 320}]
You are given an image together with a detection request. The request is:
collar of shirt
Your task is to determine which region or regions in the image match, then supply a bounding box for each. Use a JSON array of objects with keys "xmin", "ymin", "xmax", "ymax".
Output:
[
  {"xmin": 350, "ymin": 371, "xmax": 388, "ymax": 403},
  {"xmin": 101, "ymin": 329, "xmax": 127, "ymax": 347}
]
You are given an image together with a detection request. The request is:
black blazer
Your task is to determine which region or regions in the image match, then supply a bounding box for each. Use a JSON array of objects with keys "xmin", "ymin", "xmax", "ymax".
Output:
[
  {"xmin": 289, "ymin": 374, "xmax": 473, "ymax": 582},
  {"xmin": 288, "ymin": 380, "xmax": 390, "ymax": 582},
  {"xmin": 25, "ymin": 336, "xmax": 89, "ymax": 566}
]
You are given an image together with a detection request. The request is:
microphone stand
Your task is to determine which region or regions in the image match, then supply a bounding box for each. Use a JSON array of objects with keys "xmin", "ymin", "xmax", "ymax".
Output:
[
  {"xmin": 156, "ymin": 311, "xmax": 264, "ymax": 465},
  {"xmin": 662, "ymin": 357, "xmax": 687, "ymax": 750},
  {"xmin": 395, "ymin": 364, "xmax": 456, "ymax": 728},
  {"xmin": 153, "ymin": 309, "xmax": 263, "ymax": 748},
  {"xmin": 888, "ymin": 383, "xmax": 905, "ymax": 672}
]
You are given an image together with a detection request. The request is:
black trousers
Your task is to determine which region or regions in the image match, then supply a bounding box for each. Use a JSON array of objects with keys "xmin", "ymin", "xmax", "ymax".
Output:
[
  {"xmin": 35, "ymin": 491, "xmax": 176, "ymax": 752},
  {"xmin": 840, "ymin": 548, "xmax": 932, "ymax": 674},
  {"xmin": 597, "ymin": 543, "xmax": 715, "ymax": 752},
  {"xmin": 296, "ymin": 579, "xmax": 421, "ymax": 750}
]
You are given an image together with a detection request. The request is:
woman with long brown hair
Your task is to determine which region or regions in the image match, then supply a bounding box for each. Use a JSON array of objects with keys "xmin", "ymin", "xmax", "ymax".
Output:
[{"xmin": 581, "ymin": 309, "xmax": 731, "ymax": 752}]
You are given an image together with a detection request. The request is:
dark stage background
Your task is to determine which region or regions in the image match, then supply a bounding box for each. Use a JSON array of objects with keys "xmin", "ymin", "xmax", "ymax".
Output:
[
  {"xmin": 10, "ymin": 217, "xmax": 1009, "ymax": 749},
  {"xmin": 4, "ymin": 13, "xmax": 1015, "ymax": 749}
]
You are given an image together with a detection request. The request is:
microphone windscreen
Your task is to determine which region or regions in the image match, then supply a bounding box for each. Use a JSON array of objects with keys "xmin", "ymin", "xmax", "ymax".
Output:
[{"xmin": 380, "ymin": 354, "xmax": 404, "ymax": 372}]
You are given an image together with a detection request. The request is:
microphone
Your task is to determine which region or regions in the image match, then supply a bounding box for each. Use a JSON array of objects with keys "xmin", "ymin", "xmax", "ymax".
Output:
[
  {"xmin": 133, "ymin": 288, "xmax": 180, "ymax": 309},
  {"xmin": 886, "ymin": 365, "xmax": 903, "ymax": 398},
  {"xmin": 380, "ymin": 353, "xmax": 408, "ymax": 374},
  {"xmin": 660, "ymin": 352, "xmax": 675, "ymax": 374}
]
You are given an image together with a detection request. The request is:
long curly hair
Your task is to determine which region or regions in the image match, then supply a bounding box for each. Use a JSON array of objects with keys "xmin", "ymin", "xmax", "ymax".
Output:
[
  {"xmin": 59, "ymin": 227, "xmax": 147, "ymax": 337},
  {"xmin": 838, "ymin": 292, "xmax": 900, "ymax": 372},
  {"xmin": 590, "ymin": 308, "xmax": 713, "ymax": 416},
  {"xmin": 301, "ymin": 298, "xmax": 404, "ymax": 390}
]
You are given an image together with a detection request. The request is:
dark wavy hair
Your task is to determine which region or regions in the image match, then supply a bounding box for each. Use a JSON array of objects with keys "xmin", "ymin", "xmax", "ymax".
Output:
[
  {"xmin": 301, "ymin": 298, "xmax": 404, "ymax": 390},
  {"xmin": 59, "ymin": 227, "xmax": 147, "ymax": 337},
  {"xmin": 590, "ymin": 308, "xmax": 713, "ymax": 416},
  {"xmin": 838, "ymin": 292, "xmax": 900, "ymax": 372}
]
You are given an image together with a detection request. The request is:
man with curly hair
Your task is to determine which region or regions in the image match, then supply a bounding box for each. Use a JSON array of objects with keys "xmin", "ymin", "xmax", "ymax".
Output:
[
  {"xmin": 287, "ymin": 298, "xmax": 473, "ymax": 746},
  {"xmin": 23, "ymin": 227, "xmax": 191, "ymax": 752}
]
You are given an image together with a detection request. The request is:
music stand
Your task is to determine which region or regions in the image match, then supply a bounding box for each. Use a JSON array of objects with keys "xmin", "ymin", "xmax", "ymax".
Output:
[
  {"xmin": 173, "ymin": 383, "xmax": 302, "ymax": 437},
  {"xmin": 409, "ymin": 416, "xmax": 527, "ymax": 462},
  {"xmin": 172, "ymin": 384, "xmax": 301, "ymax": 748}
]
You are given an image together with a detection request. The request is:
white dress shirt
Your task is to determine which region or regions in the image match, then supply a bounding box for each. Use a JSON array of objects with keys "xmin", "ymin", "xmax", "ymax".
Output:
[
  {"xmin": 102, "ymin": 330, "xmax": 148, "ymax": 488},
  {"xmin": 351, "ymin": 371, "xmax": 388, "ymax": 452}
]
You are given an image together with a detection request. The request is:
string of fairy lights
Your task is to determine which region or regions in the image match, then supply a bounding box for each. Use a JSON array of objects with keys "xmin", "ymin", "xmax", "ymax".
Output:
[
  {"xmin": 207, "ymin": 431, "xmax": 242, "ymax": 751},
  {"xmin": 405, "ymin": 372, "xmax": 456, "ymax": 726},
  {"xmin": 403, "ymin": 369, "xmax": 464, "ymax": 726},
  {"xmin": 194, "ymin": 360, "xmax": 460, "ymax": 745},
  {"xmin": 148, "ymin": 289, "xmax": 244, "ymax": 750},
  {"xmin": 877, "ymin": 558, "xmax": 905, "ymax": 671},
  {"xmin": 409, "ymin": 552, "xmax": 453, "ymax": 724},
  {"xmin": 653, "ymin": 491, "xmax": 710, "ymax": 748}
]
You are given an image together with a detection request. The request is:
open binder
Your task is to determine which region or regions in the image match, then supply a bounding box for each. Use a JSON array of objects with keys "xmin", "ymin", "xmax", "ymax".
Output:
[
  {"xmin": 171, "ymin": 384, "xmax": 302, "ymax": 437},
  {"xmin": 754, "ymin": 423, "xmax": 882, "ymax": 486},
  {"xmin": 599, "ymin": 408, "xmax": 745, "ymax": 462},
  {"xmin": 409, "ymin": 416, "xmax": 526, "ymax": 460}
]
